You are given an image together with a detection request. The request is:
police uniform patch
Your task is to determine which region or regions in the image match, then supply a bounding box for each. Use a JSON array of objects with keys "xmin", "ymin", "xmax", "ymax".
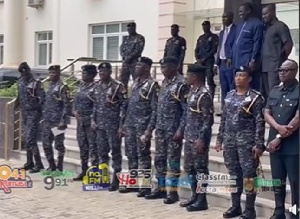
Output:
[{"xmin": 208, "ymin": 36, "xmax": 212, "ymax": 41}]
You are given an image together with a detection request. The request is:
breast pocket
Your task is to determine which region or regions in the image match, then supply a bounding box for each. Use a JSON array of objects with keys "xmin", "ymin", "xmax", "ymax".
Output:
[
  {"xmin": 282, "ymin": 99, "xmax": 298, "ymax": 115},
  {"xmin": 268, "ymin": 98, "xmax": 278, "ymax": 109}
]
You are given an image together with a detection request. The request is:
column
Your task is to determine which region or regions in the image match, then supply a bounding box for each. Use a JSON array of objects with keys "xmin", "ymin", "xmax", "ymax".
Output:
[
  {"xmin": 224, "ymin": 0, "xmax": 262, "ymax": 24},
  {"xmin": 157, "ymin": 0, "xmax": 188, "ymax": 60},
  {"xmin": 52, "ymin": 0, "xmax": 61, "ymax": 64},
  {"xmin": 3, "ymin": 0, "xmax": 24, "ymax": 67}
]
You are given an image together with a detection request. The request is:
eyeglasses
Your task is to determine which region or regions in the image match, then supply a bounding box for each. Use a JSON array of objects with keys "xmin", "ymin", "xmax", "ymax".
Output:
[{"xmin": 277, "ymin": 68, "xmax": 296, "ymax": 73}]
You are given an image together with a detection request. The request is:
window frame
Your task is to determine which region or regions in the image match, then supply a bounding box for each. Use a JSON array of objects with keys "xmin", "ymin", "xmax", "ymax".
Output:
[
  {"xmin": 0, "ymin": 35, "xmax": 3, "ymax": 65},
  {"xmin": 35, "ymin": 31, "xmax": 53, "ymax": 67},
  {"xmin": 90, "ymin": 22, "xmax": 131, "ymax": 61}
]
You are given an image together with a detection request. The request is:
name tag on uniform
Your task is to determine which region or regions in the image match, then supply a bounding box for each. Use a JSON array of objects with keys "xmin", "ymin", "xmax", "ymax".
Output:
[{"xmin": 245, "ymin": 96, "xmax": 251, "ymax": 102}]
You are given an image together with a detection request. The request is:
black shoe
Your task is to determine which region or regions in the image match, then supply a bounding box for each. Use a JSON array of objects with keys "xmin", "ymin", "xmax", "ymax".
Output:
[
  {"xmin": 179, "ymin": 174, "xmax": 197, "ymax": 207},
  {"xmin": 164, "ymin": 191, "xmax": 179, "ymax": 204},
  {"xmin": 186, "ymin": 193, "xmax": 208, "ymax": 212},
  {"xmin": 223, "ymin": 206, "xmax": 242, "ymax": 218},
  {"xmin": 57, "ymin": 156, "xmax": 64, "ymax": 172},
  {"xmin": 239, "ymin": 210, "xmax": 256, "ymax": 219},
  {"xmin": 179, "ymin": 195, "xmax": 197, "ymax": 207},
  {"xmin": 29, "ymin": 165, "xmax": 44, "ymax": 173},
  {"xmin": 137, "ymin": 189, "xmax": 151, "ymax": 198},
  {"xmin": 119, "ymin": 187, "xmax": 139, "ymax": 193},
  {"xmin": 269, "ymin": 214, "xmax": 286, "ymax": 219},
  {"xmin": 108, "ymin": 172, "xmax": 120, "ymax": 192},
  {"xmin": 20, "ymin": 162, "xmax": 34, "ymax": 170},
  {"xmin": 47, "ymin": 158, "xmax": 56, "ymax": 171},
  {"xmin": 145, "ymin": 188, "xmax": 167, "ymax": 200},
  {"xmin": 73, "ymin": 173, "xmax": 85, "ymax": 181}
]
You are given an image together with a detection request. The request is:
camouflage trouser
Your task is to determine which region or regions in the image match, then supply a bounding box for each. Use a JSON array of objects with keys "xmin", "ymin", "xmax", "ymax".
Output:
[
  {"xmin": 183, "ymin": 140, "xmax": 209, "ymax": 176},
  {"xmin": 23, "ymin": 110, "xmax": 42, "ymax": 157},
  {"xmin": 223, "ymin": 135, "xmax": 258, "ymax": 194},
  {"xmin": 154, "ymin": 129, "xmax": 183, "ymax": 184},
  {"xmin": 120, "ymin": 61, "xmax": 137, "ymax": 88},
  {"xmin": 125, "ymin": 126, "xmax": 151, "ymax": 170},
  {"xmin": 97, "ymin": 128, "xmax": 122, "ymax": 172},
  {"xmin": 42, "ymin": 121, "xmax": 65, "ymax": 161},
  {"xmin": 77, "ymin": 124, "xmax": 98, "ymax": 167}
]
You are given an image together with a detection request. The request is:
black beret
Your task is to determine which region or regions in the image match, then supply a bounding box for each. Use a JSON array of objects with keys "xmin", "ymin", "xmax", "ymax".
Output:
[
  {"xmin": 171, "ymin": 24, "xmax": 179, "ymax": 29},
  {"xmin": 18, "ymin": 62, "xmax": 30, "ymax": 72},
  {"xmin": 127, "ymin": 22, "xmax": 136, "ymax": 27},
  {"xmin": 187, "ymin": 64, "xmax": 208, "ymax": 74},
  {"xmin": 202, "ymin": 21, "xmax": 210, "ymax": 26},
  {"xmin": 48, "ymin": 65, "xmax": 61, "ymax": 71},
  {"xmin": 98, "ymin": 62, "xmax": 112, "ymax": 70},
  {"xmin": 82, "ymin": 65, "xmax": 97, "ymax": 74},
  {"xmin": 137, "ymin": 57, "xmax": 153, "ymax": 67},
  {"xmin": 160, "ymin": 57, "xmax": 179, "ymax": 65},
  {"xmin": 236, "ymin": 66, "xmax": 252, "ymax": 76}
]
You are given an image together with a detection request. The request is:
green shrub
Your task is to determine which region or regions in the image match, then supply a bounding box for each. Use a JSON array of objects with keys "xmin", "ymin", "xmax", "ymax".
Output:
[{"xmin": 0, "ymin": 83, "xmax": 18, "ymax": 97}]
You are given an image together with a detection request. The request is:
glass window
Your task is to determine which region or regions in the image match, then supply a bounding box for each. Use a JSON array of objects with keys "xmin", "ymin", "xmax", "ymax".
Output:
[
  {"xmin": 93, "ymin": 37, "xmax": 104, "ymax": 60},
  {"xmin": 106, "ymin": 24, "xmax": 120, "ymax": 33},
  {"xmin": 38, "ymin": 44, "xmax": 47, "ymax": 66},
  {"xmin": 107, "ymin": 36, "xmax": 119, "ymax": 60},
  {"xmin": 36, "ymin": 31, "xmax": 53, "ymax": 66},
  {"xmin": 92, "ymin": 25, "xmax": 105, "ymax": 34}
]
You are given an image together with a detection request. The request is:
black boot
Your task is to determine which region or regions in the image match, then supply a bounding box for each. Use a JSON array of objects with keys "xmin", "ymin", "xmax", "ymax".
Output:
[
  {"xmin": 46, "ymin": 158, "xmax": 56, "ymax": 171},
  {"xmin": 180, "ymin": 175, "xmax": 197, "ymax": 207},
  {"xmin": 145, "ymin": 177, "xmax": 167, "ymax": 199},
  {"xmin": 164, "ymin": 191, "xmax": 179, "ymax": 204},
  {"xmin": 119, "ymin": 187, "xmax": 139, "ymax": 193},
  {"xmin": 108, "ymin": 172, "xmax": 120, "ymax": 192},
  {"xmin": 239, "ymin": 194, "xmax": 256, "ymax": 219},
  {"xmin": 270, "ymin": 186, "xmax": 286, "ymax": 219},
  {"xmin": 21, "ymin": 150, "xmax": 34, "ymax": 170},
  {"xmin": 73, "ymin": 163, "xmax": 88, "ymax": 181},
  {"xmin": 29, "ymin": 152, "xmax": 44, "ymax": 173},
  {"xmin": 57, "ymin": 156, "xmax": 64, "ymax": 172},
  {"xmin": 137, "ymin": 188, "xmax": 151, "ymax": 197},
  {"xmin": 186, "ymin": 192, "xmax": 208, "ymax": 211},
  {"xmin": 223, "ymin": 193, "xmax": 242, "ymax": 218}
]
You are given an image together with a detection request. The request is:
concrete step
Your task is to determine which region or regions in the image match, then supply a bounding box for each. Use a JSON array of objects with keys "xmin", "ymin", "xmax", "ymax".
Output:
[
  {"xmin": 10, "ymin": 149, "xmax": 292, "ymax": 218},
  {"xmin": 35, "ymin": 142, "xmax": 291, "ymax": 204}
]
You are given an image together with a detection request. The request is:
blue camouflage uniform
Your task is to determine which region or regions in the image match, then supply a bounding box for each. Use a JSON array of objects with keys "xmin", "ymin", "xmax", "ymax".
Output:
[
  {"xmin": 73, "ymin": 66, "xmax": 99, "ymax": 174},
  {"xmin": 42, "ymin": 72, "xmax": 70, "ymax": 171},
  {"xmin": 92, "ymin": 66, "xmax": 127, "ymax": 173},
  {"xmin": 16, "ymin": 63, "xmax": 45, "ymax": 171},
  {"xmin": 217, "ymin": 85, "xmax": 265, "ymax": 216}
]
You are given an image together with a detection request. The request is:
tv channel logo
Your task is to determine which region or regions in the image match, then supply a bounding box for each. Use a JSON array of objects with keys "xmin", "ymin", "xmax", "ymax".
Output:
[{"xmin": 82, "ymin": 163, "xmax": 110, "ymax": 191}]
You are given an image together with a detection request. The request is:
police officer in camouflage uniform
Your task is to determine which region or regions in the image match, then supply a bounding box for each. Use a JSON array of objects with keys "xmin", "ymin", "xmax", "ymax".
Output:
[
  {"xmin": 16, "ymin": 62, "xmax": 45, "ymax": 173},
  {"xmin": 215, "ymin": 66, "xmax": 265, "ymax": 219},
  {"xmin": 119, "ymin": 57, "xmax": 159, "ymax": 195},
  {"xmin": 145, "ymin": 57, "xmax": 189, "ymax": 204},
  {"xmin": 73, "ymin": 65, "xmax": 98, "ymax": 181},
  {"xmin": 195, "ymin": 21, "xmax": 219, "ymax": 100},
  {"xmin": 179, "ymin": 64, "xmax": 214, "ymax": 212},
  {"xmin": 163, "ymin": 24, "xmax": 186, "ymax": 75},
  {"xmin": 91, "ymin": 62, "xmax": 127, "ymax": 191},
  {"xmin": 42, "ymin": 65, "xmax": 70, "ymax": 172},
  {"xmin": 120, "ymin": 22, "xmax": 145, "ymax": 88}
]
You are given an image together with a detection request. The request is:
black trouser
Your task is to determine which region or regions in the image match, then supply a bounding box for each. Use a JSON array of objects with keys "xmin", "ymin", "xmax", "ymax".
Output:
[
  {"xmin": 270, "ymin": 153, "xmax": 299, "ymax": 218},
  {"xmin": 260, "ymin": 71, "xmax": 280, "ymax": 101}
]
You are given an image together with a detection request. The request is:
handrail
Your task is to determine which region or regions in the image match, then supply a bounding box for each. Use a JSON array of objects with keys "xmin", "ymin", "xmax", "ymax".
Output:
[{"xmin": 3, "ymin": 57, "xmax": 91, "ymax": 160}]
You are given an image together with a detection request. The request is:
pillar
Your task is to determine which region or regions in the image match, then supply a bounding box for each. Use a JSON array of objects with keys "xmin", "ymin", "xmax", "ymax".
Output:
[
  {"xmin": 157, "ymin": 0, "xmax": 188, "ymax": 60},
  {"xmin": 3, "ymin": 0, "xmax": 24, "ymax": 67},
  {"xmin": 224, "ymin": 0, "xmax": 262, "ymax": 24}
]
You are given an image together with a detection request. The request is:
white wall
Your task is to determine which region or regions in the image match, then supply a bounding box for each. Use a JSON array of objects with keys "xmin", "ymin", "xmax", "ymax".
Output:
[
  {"xmin": 0, "ymin": 3, "xmax": 4, "ymax": 34},
  {"xmin": 5, "ymin": 0, "xmax": 158, "ymax": 68}
]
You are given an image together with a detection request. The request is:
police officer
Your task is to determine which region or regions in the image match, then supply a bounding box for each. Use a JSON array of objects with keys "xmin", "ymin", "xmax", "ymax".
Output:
[
  {"xmin": 163, "ymin": 24, "xmax": 186, "ymax": 75},
  {"xmin": 264, "ymin": 59, "xmax": 299, "ymax": 219},
  {"xmin": 180, "ymin": 64, "xmax": 213, "ymax": 212},
  {"xmin": 73, "ymin": 65, "xmax": 98, "ymax": 181},
  {"xmin": 195, "ymin": 21, "xmax": 218, "ymax": 100},
  {"xmin": 91, "ymin": 62, "xmax": 127, "ymax": 191},
  {"xmin": 215, "ymin": 66, "xmax": 265, "ymax": 219},
  {"xmin": 120, "ymin": 22, "xmax": 145, "ymax": 88},
  {"xmin": 119, "ymin": 57, "xmax": 159, "ymax": 195},
  {"xmin": 42, "ymin": 65, "xmax": 70, "ymax": 172},
  {"xmin": 16, "ymin": 62, "xmax": 45, "ymax": 173},
  {"xmin": 145, "ymin": 57, "xmax": 189, "ymax": 204}
]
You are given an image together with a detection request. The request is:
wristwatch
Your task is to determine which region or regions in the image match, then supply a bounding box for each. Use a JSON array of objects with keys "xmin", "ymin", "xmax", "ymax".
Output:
[{"xmin": 276, "ymin": 134, "xmax": 282, "ymax": 139}]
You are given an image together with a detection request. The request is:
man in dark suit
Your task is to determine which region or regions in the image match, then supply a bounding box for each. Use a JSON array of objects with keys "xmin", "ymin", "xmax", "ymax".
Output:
[{"xmin": 216, "ymin": 11, "xmax": 237, "ymax": 113}]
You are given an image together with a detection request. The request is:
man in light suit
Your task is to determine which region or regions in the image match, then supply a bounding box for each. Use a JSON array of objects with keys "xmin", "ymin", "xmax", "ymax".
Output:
[{"xmin": 216, "ymin": 11, "xmax": 237, "ymax": 114}]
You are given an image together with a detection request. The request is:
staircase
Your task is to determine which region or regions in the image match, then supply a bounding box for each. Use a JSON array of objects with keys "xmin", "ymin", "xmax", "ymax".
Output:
[{"xmin": 6, "ymin": 58, "xmax": 291, "ymax": 218}]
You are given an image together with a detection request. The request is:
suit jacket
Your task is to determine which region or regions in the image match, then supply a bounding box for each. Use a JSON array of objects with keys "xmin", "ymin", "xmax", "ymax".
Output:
[{"xmin": 216, "ymin": 24, "xmax": 237, "ymax": 66}]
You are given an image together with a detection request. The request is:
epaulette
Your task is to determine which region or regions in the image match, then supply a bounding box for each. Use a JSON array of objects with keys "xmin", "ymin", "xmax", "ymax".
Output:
[
  {"xmin": 250, "ymin": 89, "xmax": 262, "ymax": 95},
  {"xmin": 228, "ymin": 90, "xmax": 235, "ymax": 94}
]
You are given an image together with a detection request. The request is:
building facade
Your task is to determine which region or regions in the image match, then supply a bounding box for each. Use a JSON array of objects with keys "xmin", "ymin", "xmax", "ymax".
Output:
[{"xmin": 0, "ymin": 0, "xmax": 298, "ymax": 69}]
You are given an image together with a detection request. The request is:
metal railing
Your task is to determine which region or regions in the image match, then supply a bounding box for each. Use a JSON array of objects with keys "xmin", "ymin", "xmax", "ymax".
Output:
[{"xmin": 3, "ymin": 57, "xmax": 221, "ymax": 160}]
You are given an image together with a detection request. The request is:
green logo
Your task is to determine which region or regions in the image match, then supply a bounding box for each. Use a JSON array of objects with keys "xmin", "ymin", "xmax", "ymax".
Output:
[{"xmin": 40, "ymin": 170, "xmax": 76, "ymax": 178}]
